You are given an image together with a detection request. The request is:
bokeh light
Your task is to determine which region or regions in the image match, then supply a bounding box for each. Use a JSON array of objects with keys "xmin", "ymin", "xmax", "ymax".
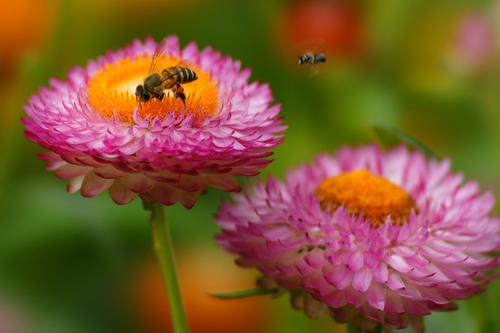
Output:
[{"xmin": 131, "ymin": 247, "xmax": 272, "ymax": 333}]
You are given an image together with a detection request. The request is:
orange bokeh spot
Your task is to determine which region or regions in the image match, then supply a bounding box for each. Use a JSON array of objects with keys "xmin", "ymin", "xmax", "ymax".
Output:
[
  {"xmin": 87, "ymin": 54, "xmax": 218, "ymax": 123},
  {"xmin": 131, "ymin": 248, "xmax": 271, "ymax": 333},
  {"xmin": 279, "ymin": 0, "xmax": 365, "ymax": 59},
  {"xmin": 316, "ymin": 169, "xmax": 415, "ymax": 227},
  {"xmin": 0, "ymin": 0, "xmax": 57, "ymax": 69}
]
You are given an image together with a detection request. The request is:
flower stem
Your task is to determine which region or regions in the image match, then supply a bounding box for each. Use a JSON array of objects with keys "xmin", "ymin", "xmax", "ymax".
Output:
[{"xmin": 150, "ymin": 203, "xmax": 190, "ymax": 333}]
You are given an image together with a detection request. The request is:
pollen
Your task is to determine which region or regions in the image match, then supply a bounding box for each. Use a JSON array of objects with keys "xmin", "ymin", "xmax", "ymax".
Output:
[
  {"xmin": 315, "ymin": 169, "xmax": 415, "ymax": 227},
  {"xmin": 86, "ymin": 54, "xmax": 219, "ymax": 123}
]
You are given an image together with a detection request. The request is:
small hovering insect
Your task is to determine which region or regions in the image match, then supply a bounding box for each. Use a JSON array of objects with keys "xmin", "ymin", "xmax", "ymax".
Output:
[
  {"xmin": 298, "ymin": 52, "xmax": 327, "ymax": 65},
  {"xmin": 136, "ymin": 39, "xmax": 198, "ymax": 105}
]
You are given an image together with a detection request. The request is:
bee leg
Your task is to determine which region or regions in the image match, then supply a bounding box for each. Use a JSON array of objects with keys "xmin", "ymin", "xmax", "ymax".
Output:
[
  {"xmin": 159, "ymin": 92, "xmax": 165, "ymax": 101},
  {"xmin": 174, "ymin": 84, "xmax": 186, "ymax": 105},
  {"xmin": 176, "ymin": 92, "xmax": 186, "ymax": 105},
  {"xmin": 135, "ymin": 95, "xmax": 143, "ymax": 108}
]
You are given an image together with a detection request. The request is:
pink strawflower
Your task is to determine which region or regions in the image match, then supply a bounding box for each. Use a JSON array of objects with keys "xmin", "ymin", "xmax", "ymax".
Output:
[
  {"xmin": 216, "ymin": 145, "xmax": 500, "ymax": 332},
  {"xmin": 23, "ymin": 36, "xmax": 285, "ymax": 208}
]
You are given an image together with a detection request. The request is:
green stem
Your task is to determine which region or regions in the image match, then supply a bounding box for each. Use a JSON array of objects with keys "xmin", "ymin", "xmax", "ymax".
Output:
[{"xmin": 150, "ymin": 203, "xmax": 190, "ymax": 333}]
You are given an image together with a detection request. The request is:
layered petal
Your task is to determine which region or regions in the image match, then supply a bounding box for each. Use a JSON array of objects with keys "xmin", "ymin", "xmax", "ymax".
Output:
[
  {"xmin": 215, "ymin": 145, "xmax": 500, "ymax": 331},
  {"xmin": 24, "ymin": 36, "xmax": 285, "ymax": 207}
]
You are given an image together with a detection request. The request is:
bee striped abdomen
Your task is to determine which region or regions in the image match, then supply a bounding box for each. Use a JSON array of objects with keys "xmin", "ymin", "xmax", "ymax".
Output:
[
  {"xmin": 165, "ymin": 67, "xmax": 197, "ymax": 83},
  {"xmin": 179, "ymin": 67, "xmax": 197, "ymax": 83}
]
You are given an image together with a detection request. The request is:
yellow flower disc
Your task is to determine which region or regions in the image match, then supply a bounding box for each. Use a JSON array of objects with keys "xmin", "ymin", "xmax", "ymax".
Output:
[
  {"xmin": 316, "ymin": 169, "xmax": 415, "ymax": 227},
  {"xmin": 87, "ymin": 54, "xmax": 218, "ymax": 123}
]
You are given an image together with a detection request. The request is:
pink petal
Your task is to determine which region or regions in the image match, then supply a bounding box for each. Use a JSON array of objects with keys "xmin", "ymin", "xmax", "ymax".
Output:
[
  {"xmin": 373, "ymin": 263, "xmax": 389, "ymax": 283},
  {"xmin": 205, "ymin": 174, "xmax": 241, "ymax": 192},
  {"xmin": 180, "ymin": 191, "xmax": 198, "ymax": 209},
  {"xmin": 67, "ymin": 175, "xmax": 85, "ymax": 193},
  {"xmin": 121, "ymin": 174, "xmax": 154, "ymax": 193},
  {"xmin": 353, "ymin": 267, "xmax": 373, "ymax": 292},
  {"xmin": 109, "ymin": 181, "xmax": 136, "ymax": 205},
  {"xmin": 386, "ymin": 254, "xmax": 413, "ymax": 273},
  {"xmin": 347, "ymin": 251, "xmax": 364, "ymax": 271},
  {"xmin": 366, "ymin": 283, "xmax": 385, "ymax": 311},
  {"xmin": 149, "ymin": 184, "xmax": 179, "ymax": 206},
  {"xmin": 387, "ymin": 272, "xmax": 406, "ymax": 291},
  {"xmin": 81, "ymin": 173, "xmax": 113, "ymax": 197},
  {"xmin": 324, "ymin": 265, "xmax": 352, "ymax": 290}
]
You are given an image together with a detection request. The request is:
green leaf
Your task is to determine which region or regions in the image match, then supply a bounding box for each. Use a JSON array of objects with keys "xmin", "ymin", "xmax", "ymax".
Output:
[
  {"xmin": 373, "ymin": 124, "xmax": 438, "ymax": 159},
  {"xmin": 209, "ymin": 287, "xmax": 278, "ymax": 300}
]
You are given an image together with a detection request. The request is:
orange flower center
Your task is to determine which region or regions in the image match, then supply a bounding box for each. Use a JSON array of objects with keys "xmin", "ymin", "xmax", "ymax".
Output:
[
  {"xmin": 315, "ymin": 169, "xmax": 415, "ymax": 227},
  {"xmin": 87, "ymin": 54, "xmax": 219, "ymax": 123}
]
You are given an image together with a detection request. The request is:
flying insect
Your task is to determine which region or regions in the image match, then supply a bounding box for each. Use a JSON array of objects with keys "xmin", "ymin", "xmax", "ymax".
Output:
[{"xmin": 298, "ymin": 52, "xmax": 327, "ymax": 65}]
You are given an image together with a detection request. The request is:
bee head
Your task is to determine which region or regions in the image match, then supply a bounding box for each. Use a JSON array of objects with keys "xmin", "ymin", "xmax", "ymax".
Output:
[
  {"xmin": 315, "ymin": 53, "xmax": 327, "ymax": 63},
  {"xmin": 135, "ymin": 85, "xmax": 151, "ymax": 102}
]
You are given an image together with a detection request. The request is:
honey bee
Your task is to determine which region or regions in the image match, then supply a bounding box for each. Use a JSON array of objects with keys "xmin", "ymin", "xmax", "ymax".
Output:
[
  {"xmin": 298, "ymin": 52, "xmax": 327, "ymax": 65},
  {"xmin": 136, "ymin": 39, "xmax": 198, "ymax": 105}
]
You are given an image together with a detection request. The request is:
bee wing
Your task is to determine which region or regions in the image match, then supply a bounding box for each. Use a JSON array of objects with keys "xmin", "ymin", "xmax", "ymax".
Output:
[
  {"xmin": 309, "ymin": 64, "xmax": 320, "ymax": 76},
  {"xmin": 159, "ymin": 72, "xmax": 177, "ymax": 84},
  {"xmin": 174, "ymin": 59, "xmax": 193, "ymax": 68},
  {"xmin": 149, "ymin": 37, "xmax": 174, "ymax": 74}
]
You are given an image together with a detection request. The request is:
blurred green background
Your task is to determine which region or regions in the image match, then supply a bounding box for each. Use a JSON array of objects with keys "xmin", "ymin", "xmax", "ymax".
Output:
[{"xmin": 0, "ymin": 0, "xmax": 499, "ymax": 332}]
